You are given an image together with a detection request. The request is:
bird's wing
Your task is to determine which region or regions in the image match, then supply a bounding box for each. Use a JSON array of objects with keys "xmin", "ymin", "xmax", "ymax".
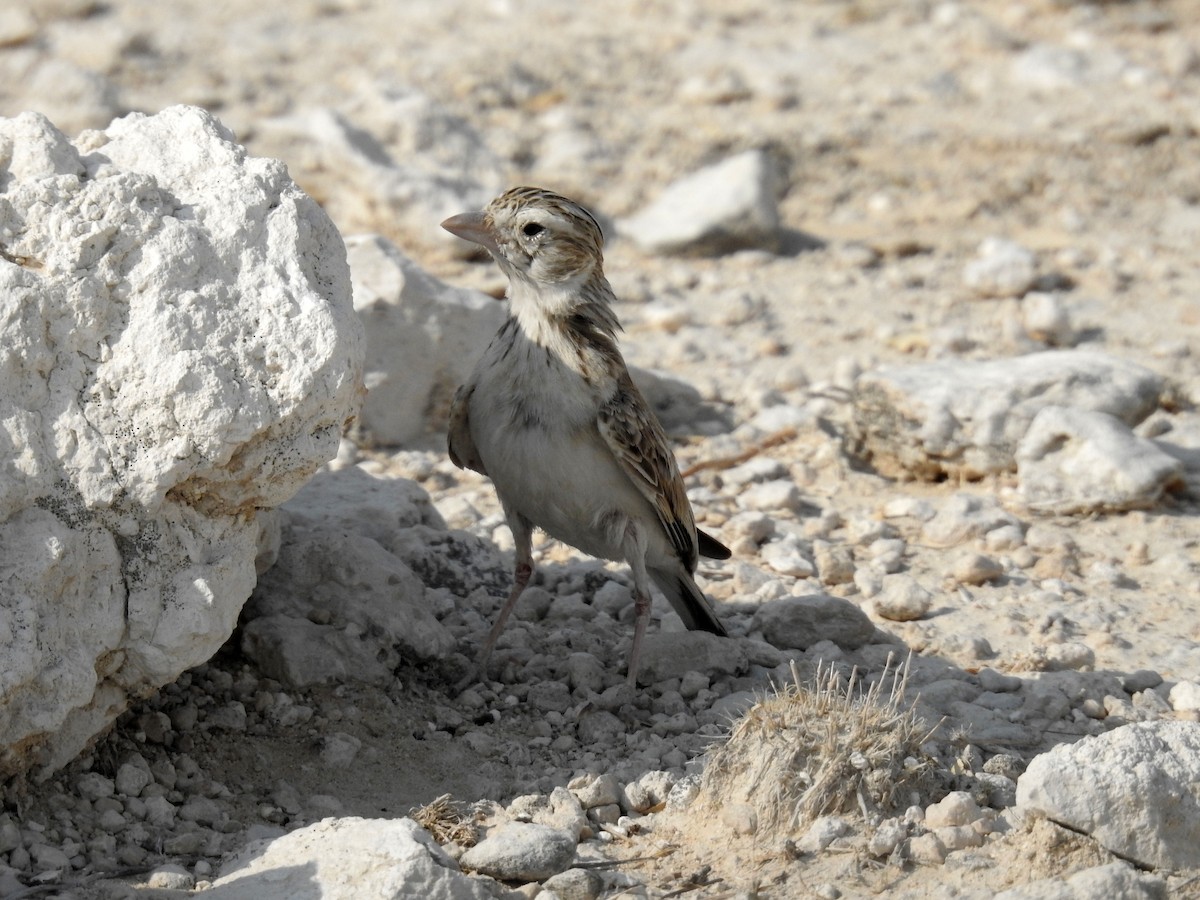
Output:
[
  {"xmin": 448, "ymin": 383, "xmax": 487, "ymax": 476},
  {"xmin": 597, "ymin": 374, "xmax": 698, "ymax": 571}
]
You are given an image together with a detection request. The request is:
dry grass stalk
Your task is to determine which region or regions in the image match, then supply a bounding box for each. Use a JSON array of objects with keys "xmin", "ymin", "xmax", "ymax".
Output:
[
  {"xmin": 411, "ymin": 793, "xmax": 479, "ymax": 847},
  {"xmin": 700, "ymin": 653, "xmax": 934, "ymax": 833}
]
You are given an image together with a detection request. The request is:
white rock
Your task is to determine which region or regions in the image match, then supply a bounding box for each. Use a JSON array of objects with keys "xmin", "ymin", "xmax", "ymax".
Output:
[
  {"xmin": 347, "ymin": 235, "xmax": 506, "ymax": 445},
  {"xmin": 852, "ymin": 351, "xmax": 1163, "ymax": 480},
  {"xmin": 995, "ymin": 861, "xmax": 1166, "ymax": 900},
  {"xmin": 963, "ymin": 237, "xmax": 1037, "ymax": 298},
  {"xmin": 796, "ymin": 815, "xmax": 851, "ymax": 854},
  {"xmin": 210, "ymin": 817, "xmax": 500, "ymax": 899},
  {"xmin": 754, "ymin": 594, "xmax": 877, "ymax": 651},
  {"xmin": 1017, "ymin": 406, "xmax": 1182, "ymax": 513},
  {"xmin": 1016, "ymin": 721, "xmax": 1200, "ymax": 869},
  {"xmin": 924, "ymin": 792, "xmax": 982, "ymax": 829},
  {"xmin": 459, "ymin": 821, "xmax": 576, "ymax": 882},
  {"xmin": 1022, "ymin": 292, "xmax": 1074, "ymax": 345},
  {"xmin": 636, "ymin": 632, "xmax": 748, "ymax": 684},
  {"xmin": 1168, "ymin": 681, "xmax": 1200, "ymax": 713},
  {"xmin": 0, "ymin": 106, "xmax": 362, "ymax": 777},
  {"xmin": 618, "ymin": 150, "xmax": 781, "ymax": 256},
  {"xmin": 874, "ymin": 575, "xmax": 932, "ymax": 622}
]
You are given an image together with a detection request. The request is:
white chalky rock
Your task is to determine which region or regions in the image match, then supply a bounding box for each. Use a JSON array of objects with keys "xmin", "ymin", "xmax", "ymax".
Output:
[
  {"xmin": 963, "ymin": 237, "xmax": 1037, "ymax": 298},
  {"xmin": 618, "ymin": 149, "xmax": 781, "ymax": 256},
  {"xmin": 346, "ymin": 234, "xmax": 505, "ymax": 445},
  {"xmin": 210, "ymin": 817, "xmax": 502, "ymax": 900},
  {"xmin": 995, "ymin": 862, "xmax": 1165, "ymax": 900},
  {"xmin": 0, "ymin": 107, "xmax": 363, "ymax": 776},
  {"xmin": 1016, "ymin": 406, "xmax": 1182, "ymax": 513},
  {"xmin": 851, "ymin": 351, "xmax": 1162, "ymax": 480},
  {"xmin": 1016, "ymin": 721, "xmax": 1200, "ymax": 870}
]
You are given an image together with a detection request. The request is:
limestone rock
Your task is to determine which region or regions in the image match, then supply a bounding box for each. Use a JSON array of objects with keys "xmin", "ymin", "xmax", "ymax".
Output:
[
  {"xmin": 459, "ymin": 821, "xmax": 576, "ymax": 882},
  {"xmin": 618, "ymin": 150, "xmax": 781, "ymax": 256},
  {"xmin": 851, "ymin": 351, "xmax": 1163, "ymax": 480},
  {"xmin": 995, "ymin": 862, "xmax": 1166, "ymax": 900},
  {"xmin": 636, "ymin": 632, "xmax": 748, "ymax": 684},
  {"xmin": 1016, "ymin": 406, "xmax": 1183, "ymax": 513},
  {"xmin": 963, "ymin": 237, "xmax": 1037, "ymax": 298},
  {"xmin": 755, "ymin": 594, "xmax": 877, "ymax": 650},
  {"xmin": 241, "ymin": 468, "xmax": 456, "ymax": 687},
  {"xmin": 210, "ymin": 817, "xmax": 509, "ymax": 899},
  {"xmin": 1016, "ymin": 721, "xmax": 1200, "ymax": 870},
  {"xmin": 0, "ymin": 106, "xmax": 363, "ymax": 776},
  {"xmin": 347, "ymin": 234, "xmax": 505, "ymax": 446}
]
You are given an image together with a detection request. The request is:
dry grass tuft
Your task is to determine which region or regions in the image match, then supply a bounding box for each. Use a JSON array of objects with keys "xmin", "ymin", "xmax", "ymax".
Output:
[
  {"xmin": 700, "ymin": 653, "xmax": 936, "ymax": 833},
  {"xmin": 410, "ymin": 793, "xmax": 480, "ymax": 847}
]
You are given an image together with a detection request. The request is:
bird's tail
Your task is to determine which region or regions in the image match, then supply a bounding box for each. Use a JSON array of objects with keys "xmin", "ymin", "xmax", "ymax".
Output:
[{"xmin": 649, "ymin": 565, "xmax": 727, "ymax": 636}]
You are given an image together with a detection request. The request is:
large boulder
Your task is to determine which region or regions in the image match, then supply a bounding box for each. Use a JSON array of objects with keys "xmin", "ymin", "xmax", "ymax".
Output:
[
  {"xmin": 0, "ymin": 106, "xmax": 364, "ymax": 776},
  {"xmin": 1016, "ymin": 721, "xmax": 1200, "ymax": 870}
]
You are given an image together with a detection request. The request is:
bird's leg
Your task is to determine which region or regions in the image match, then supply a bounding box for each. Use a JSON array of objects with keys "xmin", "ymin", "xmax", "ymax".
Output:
[
  {"xmin": 459, "ymin": 514, "xmax": 533, "ymax": 691},
  {"xmin": 622, "ymin": 523, "xmax": 652, "ymax": 687}
]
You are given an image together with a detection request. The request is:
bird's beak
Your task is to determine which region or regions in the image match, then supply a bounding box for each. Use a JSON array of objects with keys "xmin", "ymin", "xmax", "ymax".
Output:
[{"xmin": 441, "ymin": 211, "xmax": 499, "ymax": 255}]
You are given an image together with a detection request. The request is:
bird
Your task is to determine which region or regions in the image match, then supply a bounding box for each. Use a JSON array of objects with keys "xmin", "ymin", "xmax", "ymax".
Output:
[{"xmin": 442, "ymin": 186, "xmax": 731, "ymax": 689}]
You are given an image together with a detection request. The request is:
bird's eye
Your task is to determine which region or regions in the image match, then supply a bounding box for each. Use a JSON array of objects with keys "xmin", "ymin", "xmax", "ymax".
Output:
[{"xmin": 522, "ymin": 222, "xmax": 545, "ymax": 237}]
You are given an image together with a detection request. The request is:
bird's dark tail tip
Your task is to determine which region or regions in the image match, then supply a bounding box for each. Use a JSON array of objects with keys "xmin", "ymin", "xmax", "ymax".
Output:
[
  {"xmin": 697, "ymin": 528, "xmax": 732, "ymax": 560},
  {"xmin": 675, "ymin": 573, "xmax": 728, "ymax": 637}
]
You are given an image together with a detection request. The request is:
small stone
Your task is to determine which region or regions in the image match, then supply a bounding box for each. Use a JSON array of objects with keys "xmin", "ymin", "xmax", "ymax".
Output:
[
  {"xmin": 569, "ymin": 773, "xmax": 622, "ymax": 810},
  {"xmin": 868, "ymin": 818, "xmax": 908, "ymax": 857},
  {"xmin": 619, "ymin": 149, "xmax": 781, "ymax": 256},
  {"xmin": 625, "ymin": 771, "xmax": 677, "ymax": 813},
  {"xmin": 925, "ymin": 792, "xmax": 983, "ymax": 829},
  {"xmin": 30, "ymin": 842, "xmax": 72, "ymax": 871},
  {"xmin": 796, "ymin": 816, "xmax": 850, "ymax": 854},
  {"xmin": 169, "ymin": 704, "xmax": 198, "ymax": 734},
  {"xmin": 756, "ymin": 594, "xmax": 876, "ymax": 650},
  {"xmin": 1169, "ymin": 681, "xmax": 1200, "ymax": 712},
  {"xmin": 147, "ymin": 864, "xmax": 195, "ymax": 890},
  {"xmin": 935, "ymin": 824, "xmax": 985, "ymax": 851},
  {"xmin": 459, "ymin": 822, "xmax": 576, "ymax": 882},
  {"xmin": 951, "ymin": 551, "xmax": 1005, "ymax": 586},
  {"xmin": 76, "ymin": 772, "xmax": 116, "ymax": 802},
  {"xmin": 542, "ymin": 867, "xmax": 604, "ymax": 900},
  {"xmin": 907, "ymin": 832, "xmax": 948, "ymax": 865},
  {"xmin": 813, "ymin": 541, "xmax": 856, "ymax": 586},
  {"xmin": 874, "ymin": 575, "xmax": 932, "ymax": 622},
  {"xmin": 97, "ymin": 809, "xmax": 127, "ymax": 832},
  {"xmin": 566, "ymin": 652, "xmax": 606, "ymax": 695},
  {"xmin": 740, "ymin": 480, "xmax": 806, "ymax": 514},
  {"xmin": 1041, "ymin": 642, "xmax": 1095, "ymax": 671},
  {"xmin": 978, "ymin": 668, "xmax": 1022, "ymax": 693},
  {"xmin": 1022, "ymin": 292, "xmax": 1073, "ymax": 345},
  {"xmin": 205, "ymin": 701, "xmax": 248, "ymax": 731},
  {"xmin": 1122, "ymin": 669, "xmax": 1164, "ymax": 693},
  {"xmin": 964, "ymin": 237, "xmax": 1037, "ymax": 298},
  {"xmin": 179, "ymin": 796, "xmax": 224, "ymax": 827}
]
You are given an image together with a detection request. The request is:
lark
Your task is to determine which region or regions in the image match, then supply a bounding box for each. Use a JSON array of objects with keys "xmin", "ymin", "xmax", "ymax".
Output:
[{"xmin": 443, "ymin": 186, "xmax": 731, "ymax": 688}]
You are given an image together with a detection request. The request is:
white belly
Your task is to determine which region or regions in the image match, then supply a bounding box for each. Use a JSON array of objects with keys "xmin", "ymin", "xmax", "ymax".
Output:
[{"xmin": 466, "ymin": 335, "xmax": 661, "ymax": 561}]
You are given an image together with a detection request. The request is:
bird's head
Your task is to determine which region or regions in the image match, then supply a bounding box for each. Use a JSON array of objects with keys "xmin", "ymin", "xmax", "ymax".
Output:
[{"xmin": 442, "ymin": 187, "xmax": 605, "ymax": 289}]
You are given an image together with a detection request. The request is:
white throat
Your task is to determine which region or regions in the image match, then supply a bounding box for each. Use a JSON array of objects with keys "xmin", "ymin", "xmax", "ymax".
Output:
[{"xmin": 506, "ymin": 274, "xmax": 586, "ymax": 342}]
